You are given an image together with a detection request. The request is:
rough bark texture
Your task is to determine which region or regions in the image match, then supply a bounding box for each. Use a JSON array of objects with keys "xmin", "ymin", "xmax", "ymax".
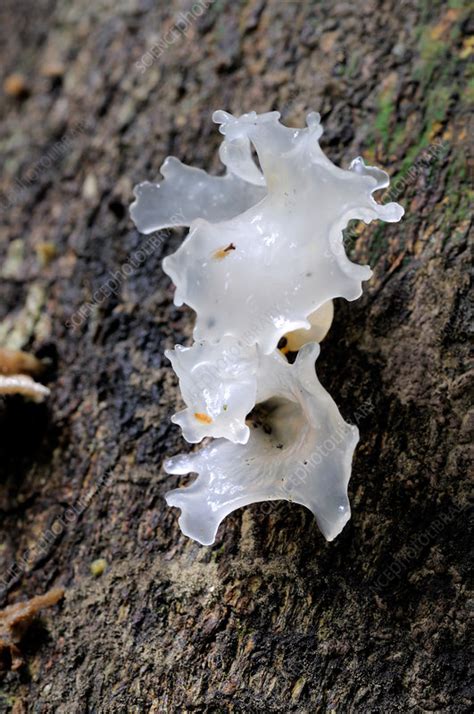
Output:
[{"xmin": 0, "ymin": 0, "xmax": 472, "ymax": 712}]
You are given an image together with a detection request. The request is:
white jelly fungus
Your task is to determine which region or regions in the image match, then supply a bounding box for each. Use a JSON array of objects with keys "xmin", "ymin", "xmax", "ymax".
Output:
[{"xmin": 130, "ymin": 110, "xmax": 404, "ymax": 545}]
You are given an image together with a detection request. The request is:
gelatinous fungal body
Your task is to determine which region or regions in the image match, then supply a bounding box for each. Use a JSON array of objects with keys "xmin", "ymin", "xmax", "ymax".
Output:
[{"xmin": 130, "ymin": 110, "xmax": 403, "ymax": 545}]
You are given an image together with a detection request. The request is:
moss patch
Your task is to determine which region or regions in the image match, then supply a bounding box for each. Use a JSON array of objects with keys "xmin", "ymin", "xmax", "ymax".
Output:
[{"xmin": 373, "ymin": 87, "xmax": 396, "ymax": 151}]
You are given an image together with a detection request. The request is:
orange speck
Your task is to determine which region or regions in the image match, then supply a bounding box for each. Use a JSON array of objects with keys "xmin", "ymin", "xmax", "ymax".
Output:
[
  {"xmin": 430, "ymin": 8, "xmax": 461, "ymax": 40},
  {"xmin": 442, "ymin": 126, "xmax": 453, "ymax": 142},
  {"xmin": 3, "ymin": 73, "xmax": 29, "ymax": 98},
  {"xmin": 194, "ymin": 412, "xmax": 213, "ymax": 424},
  {"xmin": 428, "ymin": 121, "xmax": 443, "ymax": 141},
  {"xmin": 213, "ymin": 243, "xmax": 236, "ymax": 260}
]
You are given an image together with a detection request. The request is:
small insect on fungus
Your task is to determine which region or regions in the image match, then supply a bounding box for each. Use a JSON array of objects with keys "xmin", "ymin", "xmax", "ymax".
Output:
[{"xmin": 213, "ymin": 242, "xmax": 236, "ymax": 260}]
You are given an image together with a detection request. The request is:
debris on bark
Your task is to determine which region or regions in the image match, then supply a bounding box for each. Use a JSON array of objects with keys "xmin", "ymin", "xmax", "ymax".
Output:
[
  {"xmin": 0, "ymin": 588, "xmax": 64, "ymax": 671},
  {"xmin": 0, "ymin": 348, "xmax": 45, "ymax": 377},
  {"xmin": 0, "ymin": 374, "xmax": 50, "ymax": 402},
  {"xmin": 2, "ymin": 73, "xmax": 29, "ymax": 99}
]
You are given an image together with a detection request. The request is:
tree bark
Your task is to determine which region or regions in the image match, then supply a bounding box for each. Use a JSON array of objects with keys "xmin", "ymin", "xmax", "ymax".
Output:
[{"xmin": 0, "ymin": 0, "xmax": 472, "ymax": 711}]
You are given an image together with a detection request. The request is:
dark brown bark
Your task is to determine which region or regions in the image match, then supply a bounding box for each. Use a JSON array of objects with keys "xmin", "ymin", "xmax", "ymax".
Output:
[{"xmin": 0, "ymin": 0, "xmax": 472, "ymax": 711}]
